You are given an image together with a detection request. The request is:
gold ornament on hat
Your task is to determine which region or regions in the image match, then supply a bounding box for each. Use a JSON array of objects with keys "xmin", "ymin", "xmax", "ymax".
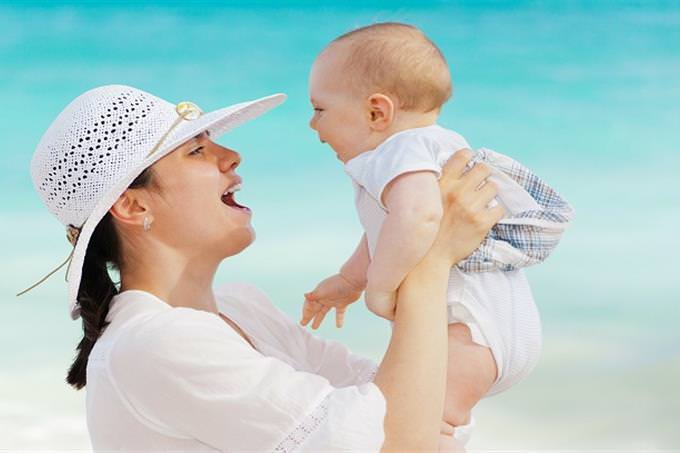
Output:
[
  {"xmin": 176, "ymin": 101, "xmax": 202, "ymax": 120},
  {"xmin": 147, "ymin": 101, "xmax": 203, "ymax": 157}
]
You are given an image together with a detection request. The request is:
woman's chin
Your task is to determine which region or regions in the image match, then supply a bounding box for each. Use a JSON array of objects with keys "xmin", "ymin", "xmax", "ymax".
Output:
[{"xmin": 219, "ymin": 226, "xmax": 255, "ymax": 257}]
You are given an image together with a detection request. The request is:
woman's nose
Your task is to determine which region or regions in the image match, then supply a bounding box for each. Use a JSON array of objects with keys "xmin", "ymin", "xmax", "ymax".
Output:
[{"xmin": 218, "ymin": 146, "xmax": 241, "ymax": 172}]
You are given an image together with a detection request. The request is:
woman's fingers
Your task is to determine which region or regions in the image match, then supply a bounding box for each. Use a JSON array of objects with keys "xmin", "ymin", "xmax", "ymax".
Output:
[
  {"xmin": 486, "ymin": 202, "xmax": 506, "ymax": 224},
  {"xmin": 433, "ymin": 148, "xmax": 507, "ymax": 265},
  {"xmin": 461, "ymin": 161, "xmax": 491, "ymax": 191},
  {"xmin": 439, "ymin": 150, "xmax": 493, "ymax": 205},
  {"xmin": 473, "ymin": 180, "xmax": 499, "ymax": 209},
  {"xmin": 441, "ymin": 148, "xmax": 474, "ymax": 180},
  {"xmin": 439, "ymin": 149, "xmax": 472, "ymax": 198}
]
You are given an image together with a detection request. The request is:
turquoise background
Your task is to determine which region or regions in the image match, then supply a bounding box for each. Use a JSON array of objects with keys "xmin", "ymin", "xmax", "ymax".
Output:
[{"xmin": 1, "ymin": 1, "xmax": 678, "ymax": 450}]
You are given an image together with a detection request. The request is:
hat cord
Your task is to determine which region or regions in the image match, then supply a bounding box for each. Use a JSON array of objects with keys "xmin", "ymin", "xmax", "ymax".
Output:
[
  {"xmin": 15, "ymin": 247, "xmax": 76, "ymax": 297},
  {"xmin": 16, "ymin": 225, "xmax": 81, "ymax": 296}
]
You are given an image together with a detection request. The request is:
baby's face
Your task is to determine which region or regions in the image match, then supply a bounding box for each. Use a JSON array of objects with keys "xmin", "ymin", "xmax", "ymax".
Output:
[{"xmin": 308, "ymin": 51, "xmax": 373, "ymax": 163}]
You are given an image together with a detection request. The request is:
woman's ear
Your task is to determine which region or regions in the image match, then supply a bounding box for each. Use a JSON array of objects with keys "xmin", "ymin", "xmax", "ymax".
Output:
[
  {"xmin": 366, "ymin": 93, "xmax": 395, "ymax": 132},
  {"xmin": 109, "ymin": 189, "xmax": 152, "ymax": 228}
]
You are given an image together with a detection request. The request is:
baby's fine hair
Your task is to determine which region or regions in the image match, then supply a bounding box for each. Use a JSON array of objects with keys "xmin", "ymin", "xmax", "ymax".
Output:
[{"xmin": 327, "ymin": 22, "xmax": 452, "ymax": 112}]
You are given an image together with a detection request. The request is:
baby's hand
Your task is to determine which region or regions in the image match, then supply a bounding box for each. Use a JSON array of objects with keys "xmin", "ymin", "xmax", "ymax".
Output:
[{"xmin": 300, "ymin": 273, "xmax": 364, "ymax": 329}]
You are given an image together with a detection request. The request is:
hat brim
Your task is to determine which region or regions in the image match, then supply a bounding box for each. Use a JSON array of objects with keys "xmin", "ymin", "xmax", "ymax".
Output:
[{"xmin": 66, "ymin": 93, "xmax": 286, "ymax": 319}]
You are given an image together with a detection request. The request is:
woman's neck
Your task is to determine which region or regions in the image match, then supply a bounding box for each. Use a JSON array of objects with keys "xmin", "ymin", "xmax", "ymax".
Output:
[{"xmin": 119, "ymin": 241, "xmax": 220, "ymax": 314}]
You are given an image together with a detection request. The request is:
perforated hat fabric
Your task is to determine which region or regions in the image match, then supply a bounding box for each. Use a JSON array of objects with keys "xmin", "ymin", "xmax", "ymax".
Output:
[{"xmin": 30, "ymin": 85, "xmax": 286, "ymax": 319}]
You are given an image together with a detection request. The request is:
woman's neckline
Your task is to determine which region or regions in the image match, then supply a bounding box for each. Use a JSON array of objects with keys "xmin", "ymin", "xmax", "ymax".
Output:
[{"xmin": 114, "ymin": 288, "xmax": 260, "ymax": 352}]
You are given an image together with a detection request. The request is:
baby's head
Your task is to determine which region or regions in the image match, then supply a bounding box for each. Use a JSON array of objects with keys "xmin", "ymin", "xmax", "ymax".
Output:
[{"xmin": 309, "ymin": 22, "xmax": 451, "ymax": 162}]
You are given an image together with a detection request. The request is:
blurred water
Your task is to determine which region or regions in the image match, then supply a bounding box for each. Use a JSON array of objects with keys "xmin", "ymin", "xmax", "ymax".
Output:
[{"xmin": 1, "ymin": 1, "xmax": 679, "ymax": 450}]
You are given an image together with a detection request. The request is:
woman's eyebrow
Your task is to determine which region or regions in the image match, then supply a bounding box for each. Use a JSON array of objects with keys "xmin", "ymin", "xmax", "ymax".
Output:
[
  {"xmin": 189, "ymin": 132, "xmax": 209, "ymax": 144},
  {"xmin": 181, "ymin": 134, "xmax": 203, "ymax": 150}
]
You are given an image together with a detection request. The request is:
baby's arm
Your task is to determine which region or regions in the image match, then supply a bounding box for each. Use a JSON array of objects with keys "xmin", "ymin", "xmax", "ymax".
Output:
[
  {"xmin": 301, "ymin": 234, "xmax": 369, "ymax": 329},
  {"xmin": 365, "ymin": 171, "xmax": 443, "ymax": 320},
  {"xmin": 340, "ymin": 233, "xmax": 370, "ymax": 290}
]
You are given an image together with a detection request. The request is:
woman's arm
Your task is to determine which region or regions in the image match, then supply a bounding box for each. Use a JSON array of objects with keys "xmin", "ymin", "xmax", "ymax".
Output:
[
  {"xmin": 375, "ymin": 250, "xmax": 451, "ymax": 451},
  {"xmin": 373, "ymin": 149, "xmax": 503, "ymax": 452}
]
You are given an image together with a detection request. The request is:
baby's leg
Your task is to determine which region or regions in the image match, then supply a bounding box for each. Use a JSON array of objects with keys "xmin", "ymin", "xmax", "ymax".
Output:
[{"xmin": 443, "ymin": 322, "xmax": 497, "ymax": 428}]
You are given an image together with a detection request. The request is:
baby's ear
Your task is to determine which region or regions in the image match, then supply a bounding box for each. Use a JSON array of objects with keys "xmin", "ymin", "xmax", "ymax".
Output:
[{"xmin": 366, "ymin": 93, "xmax": 394, "ymax": 131}]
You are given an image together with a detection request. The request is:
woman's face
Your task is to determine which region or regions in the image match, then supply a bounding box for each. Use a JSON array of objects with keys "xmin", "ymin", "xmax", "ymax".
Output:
[{"xmin": 146, "ymin": 132, "xmax": 254, "ymax": 261}]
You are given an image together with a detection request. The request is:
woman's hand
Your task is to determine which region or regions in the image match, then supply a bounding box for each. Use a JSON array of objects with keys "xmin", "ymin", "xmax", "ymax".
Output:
[{"xmin": 430, "ymin": 149, "xmax": 504, "ymax": 267}]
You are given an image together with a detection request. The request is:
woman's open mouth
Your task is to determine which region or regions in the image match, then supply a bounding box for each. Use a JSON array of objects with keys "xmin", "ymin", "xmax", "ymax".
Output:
[{"xmin": 221, "ymin": 183, "xmax": 251, "ymax": 213}]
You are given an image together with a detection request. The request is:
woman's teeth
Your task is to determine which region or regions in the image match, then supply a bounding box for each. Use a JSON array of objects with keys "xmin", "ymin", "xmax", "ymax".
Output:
[
  {"xmin": 223, "ymin": 183, "xmax": 242, "ymax": 196},
  {"xmin": 221, "ymin": 184, "xmax": 249, "ymax": 211}
]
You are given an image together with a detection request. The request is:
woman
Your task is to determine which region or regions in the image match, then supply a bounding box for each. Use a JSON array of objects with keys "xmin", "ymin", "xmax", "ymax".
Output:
[{"xmin": 24, "ymin": 85, "xmax": 501, "ymax": 451}]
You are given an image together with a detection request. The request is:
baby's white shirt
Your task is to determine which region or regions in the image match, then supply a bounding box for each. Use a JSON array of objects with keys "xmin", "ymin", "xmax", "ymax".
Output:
[
  {"xmin": 344, "ymin": 125, "xmax": 544, "ymax": 396},
  {"xmin": 344, "ymin": 124, "xmax": 470, "ymax": 256}
]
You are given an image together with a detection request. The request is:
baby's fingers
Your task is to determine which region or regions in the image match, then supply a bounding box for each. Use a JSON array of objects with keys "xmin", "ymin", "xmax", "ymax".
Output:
[
  {"xmin": 335, "ymin": 307, "xmax": 347, "ymax": 328},
  {"xmin": 311, "ymin": 305, "xmax": 331, "ymax": 330},
  {"xmin": 300, "ymin": 300, "xmax": 321, "ymax": 326}
]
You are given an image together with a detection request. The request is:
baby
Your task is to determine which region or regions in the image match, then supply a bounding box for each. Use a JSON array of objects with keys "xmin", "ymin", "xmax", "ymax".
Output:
[{"xmin": 301, "ymin": 22, "xmax": 573, "ymax": 444}]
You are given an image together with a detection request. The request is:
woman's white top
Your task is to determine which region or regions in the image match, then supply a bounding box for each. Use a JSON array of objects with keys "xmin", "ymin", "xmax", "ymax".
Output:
[{"xmin": 85, "ymin": 283, "xmax": 385, "ymax": 451}]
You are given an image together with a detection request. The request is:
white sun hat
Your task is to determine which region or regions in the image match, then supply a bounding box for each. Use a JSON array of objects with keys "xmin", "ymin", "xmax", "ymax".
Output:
[{"xmin": 23, "ymin": 84, "xmax": 286, "ymax": 319}]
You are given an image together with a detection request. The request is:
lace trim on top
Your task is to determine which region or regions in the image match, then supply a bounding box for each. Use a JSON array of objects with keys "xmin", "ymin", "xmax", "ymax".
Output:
[{"xmin": 273, "ymin": 393, "xmax": 330, "ymax": 452}]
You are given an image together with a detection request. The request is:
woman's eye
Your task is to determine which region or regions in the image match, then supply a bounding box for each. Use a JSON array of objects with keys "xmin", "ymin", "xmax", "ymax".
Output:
[{"xmin": 189, "ymin": 146, "xmax": 204, "ymax": 155}]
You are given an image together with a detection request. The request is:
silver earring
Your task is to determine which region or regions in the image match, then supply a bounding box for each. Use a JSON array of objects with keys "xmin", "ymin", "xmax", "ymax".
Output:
[{"xmin": 143, "ymin": 217, "xmax": 151, "ymax": 232}]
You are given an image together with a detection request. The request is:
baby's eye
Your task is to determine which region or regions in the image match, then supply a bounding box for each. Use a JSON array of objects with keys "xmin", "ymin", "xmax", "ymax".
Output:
[
  {"xmin": 189, "ymin": 146, "xmax": 204, "ymax": 155},
  {"xmin": 313, "ymin": 108, "xmax": 324, "ymax": 113}
]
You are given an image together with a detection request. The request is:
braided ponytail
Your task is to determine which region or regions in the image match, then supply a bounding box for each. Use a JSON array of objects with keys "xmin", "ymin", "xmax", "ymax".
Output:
[{"xmin": 66, "ymin": 168, "xmax": 154, "ymax": 390}]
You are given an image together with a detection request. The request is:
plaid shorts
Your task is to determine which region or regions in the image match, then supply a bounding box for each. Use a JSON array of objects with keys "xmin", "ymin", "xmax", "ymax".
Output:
[{"xmin": 457, "ymin": 148, "xmax": 575, "ymax": 273}]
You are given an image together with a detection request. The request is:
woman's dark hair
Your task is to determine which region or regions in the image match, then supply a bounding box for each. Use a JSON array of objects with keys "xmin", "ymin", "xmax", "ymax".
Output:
[{"xmin": 66, "ymin": 167, "xmax": 155, "ymax": 390}]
